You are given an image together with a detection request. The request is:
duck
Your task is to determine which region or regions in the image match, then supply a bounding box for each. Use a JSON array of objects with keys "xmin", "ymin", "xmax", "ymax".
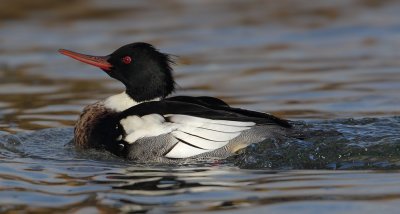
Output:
[{"xmin": 59, "ymin": 42, "xmax": 293, "ymax": 162}]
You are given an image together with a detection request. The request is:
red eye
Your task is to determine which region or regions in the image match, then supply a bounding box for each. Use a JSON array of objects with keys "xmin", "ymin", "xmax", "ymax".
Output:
[{"xmin": 122, "ymin": 56, "xmax": 132, "ymax": 64}]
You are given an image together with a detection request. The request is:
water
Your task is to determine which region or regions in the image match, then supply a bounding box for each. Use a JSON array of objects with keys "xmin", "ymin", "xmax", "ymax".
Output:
[{"xmin": 1, "ymin": 0, "xmax": 400, "ymax": 213}]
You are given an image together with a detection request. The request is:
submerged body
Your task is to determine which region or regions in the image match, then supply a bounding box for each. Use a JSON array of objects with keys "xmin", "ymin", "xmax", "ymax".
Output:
[{"xmin": 60, "ymin": 43, "xmax": 292, "ymax": 161}]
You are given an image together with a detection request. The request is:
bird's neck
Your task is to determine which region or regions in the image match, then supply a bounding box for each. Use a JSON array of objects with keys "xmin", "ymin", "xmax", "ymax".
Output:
[{"xmin": 103, "ymin": 91, "xmax": 160, "ymax": 112}]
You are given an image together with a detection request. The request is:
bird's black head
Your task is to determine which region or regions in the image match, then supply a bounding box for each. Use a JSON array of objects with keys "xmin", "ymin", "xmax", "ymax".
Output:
[{"xmin": 59, "ymin": 42, "xmax": 175, "ymax": 102}]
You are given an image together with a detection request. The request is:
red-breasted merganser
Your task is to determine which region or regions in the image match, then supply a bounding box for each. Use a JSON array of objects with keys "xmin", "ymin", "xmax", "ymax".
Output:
[{"xmin": 59, "ymin": 42, "xmax": 292, "ymax": 161}]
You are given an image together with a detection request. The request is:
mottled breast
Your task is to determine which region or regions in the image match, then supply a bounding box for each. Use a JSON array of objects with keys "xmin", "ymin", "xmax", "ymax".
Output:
[{"xmin": 74, "ymin": 102, "xmax": 116, "ymax": 149}]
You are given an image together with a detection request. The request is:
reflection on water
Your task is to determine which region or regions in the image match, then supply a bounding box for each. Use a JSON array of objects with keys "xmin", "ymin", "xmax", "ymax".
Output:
[{"xmin": 1, "ymin": 0, "xmax": 400, "ymax": 213}]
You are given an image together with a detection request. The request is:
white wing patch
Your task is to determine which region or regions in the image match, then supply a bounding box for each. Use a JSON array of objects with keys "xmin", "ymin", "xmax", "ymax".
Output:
[
  {"xmin": 120, "ymin": 114, "xmax": 175, "ymax": 143},
  {"xmin": 119, "ymin": 114, "xmax": 255, "ymax": 158},
  {"xmin": 171, "ymin": 131, "xmax": 231, "ymax": 150},
  {"xmin": 166, "ymin": 114, "xmax": 255, "ymax": 129}
]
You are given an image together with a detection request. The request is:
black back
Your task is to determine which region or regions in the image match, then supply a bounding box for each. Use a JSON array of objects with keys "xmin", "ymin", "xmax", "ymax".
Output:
[{"xmin": 119, "ymin": 96, "xmax": 292, "ymax": 128}]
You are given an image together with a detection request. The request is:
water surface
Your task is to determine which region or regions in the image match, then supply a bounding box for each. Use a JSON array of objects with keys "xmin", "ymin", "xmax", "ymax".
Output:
[{"xmin": 1, "ymin": 0, "xmax": 400, "ymax": 213}]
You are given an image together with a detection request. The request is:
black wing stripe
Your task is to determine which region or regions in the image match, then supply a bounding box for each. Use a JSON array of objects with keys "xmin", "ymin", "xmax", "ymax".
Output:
[
  {"xmin": 189, "ymin": 126, "xmax": 245, "ymax": 134},
  {"xmin": 162, "ymin": 140, "xmax": 179, "ymax": 156},
  {"xmin": 174, "ymin": 137, "xmax": 207, "ymax": 150},
  {"xmin": 180, "ymin": 130, "xmax": 228, "ymax": 142}
]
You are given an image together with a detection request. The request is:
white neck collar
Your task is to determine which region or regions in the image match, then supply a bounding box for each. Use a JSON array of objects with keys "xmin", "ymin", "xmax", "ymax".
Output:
[{"xmin": 103, "ymin": 91, "xmax": 160, "ymax": 112}]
